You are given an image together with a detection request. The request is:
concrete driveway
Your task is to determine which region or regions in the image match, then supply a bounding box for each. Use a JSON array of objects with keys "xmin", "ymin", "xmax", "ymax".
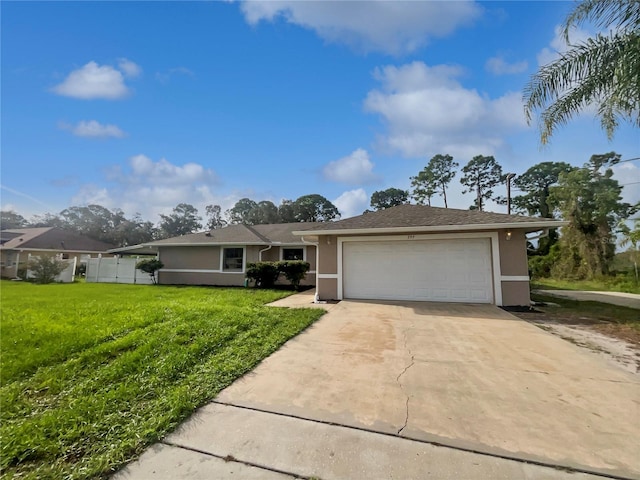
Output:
[{"xmin": 117, "ymin": 297, "xmax": 640, "ymax": 479}]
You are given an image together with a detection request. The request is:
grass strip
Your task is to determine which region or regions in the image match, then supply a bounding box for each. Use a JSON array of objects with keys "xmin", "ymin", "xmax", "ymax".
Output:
[
  {"xmin": 531, "ymin": 277, "xmax": 640, "ymax": 294},
  {"xmin": 531, "ymin": 293, "xmax": 640, "ymax": 328}
]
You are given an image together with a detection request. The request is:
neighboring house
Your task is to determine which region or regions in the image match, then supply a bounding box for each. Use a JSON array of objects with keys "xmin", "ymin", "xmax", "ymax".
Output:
[
  {"xmin": 0, "ymin": 227, "xmax": 115, "ymax": 279},
  {"xmin": 292, "ymin": 204, "xmax": 565, "ymax": 307},
  {"xmin": 110, "ymin": 223, "xmax": 320, "ymax": 287}
]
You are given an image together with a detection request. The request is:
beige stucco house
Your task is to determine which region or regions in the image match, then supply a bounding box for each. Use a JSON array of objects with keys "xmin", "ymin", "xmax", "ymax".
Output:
[
  {"xmin": 114, "ymin": 205, "xmax": 563, "ymax": 306},
  {"xmin": 115, "ymin": 223, "xmax": 319, "ymax": 287},
  {"xmin": 293, "ymin": 205, "xmax": 565, "ymax": 307},
  {"xmin": 0, "ymin": 227, "xmax": 115, "ymax": 278}
]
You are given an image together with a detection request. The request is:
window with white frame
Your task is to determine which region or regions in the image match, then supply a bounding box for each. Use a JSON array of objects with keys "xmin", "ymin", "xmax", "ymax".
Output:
[
  {"xmin": 222, "ymin": 247, "xmax": 244, "ymax": 272},
  {"xmin": 282, "ymin": 247, "xmax": 304, "ymax": 261}
]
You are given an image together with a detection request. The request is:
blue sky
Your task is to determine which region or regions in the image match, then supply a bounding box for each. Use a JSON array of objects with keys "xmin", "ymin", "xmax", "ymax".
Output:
[{"xmin": 2, "ymin": 1, "xmax": 638, "ymax": 222}]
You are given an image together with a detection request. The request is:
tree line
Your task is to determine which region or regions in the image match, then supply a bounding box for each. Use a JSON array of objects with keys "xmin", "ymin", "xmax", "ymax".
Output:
[
  {"xmin": 2, "ymin": 151, "xmax": 637, "ymax": 282},
  {"xmin": 0, "ymin": 193, "xmax": 341, "ymax": 247},
  {"xmin": 368, "ymin": 154, "xmax": 505, "ymax": 212},
  {"xmin": 370, "ymin": 151, "xmax": 637, "ymax": 281}
]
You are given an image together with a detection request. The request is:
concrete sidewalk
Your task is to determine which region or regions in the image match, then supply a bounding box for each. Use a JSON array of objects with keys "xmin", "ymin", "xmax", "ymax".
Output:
[
  {"xmin": 535, "ymin": 289, "xmax": 640, "ymax": 309},
  {"xmin": 115, "ymin": 403, "xmax": 607, "ymax": 480}
]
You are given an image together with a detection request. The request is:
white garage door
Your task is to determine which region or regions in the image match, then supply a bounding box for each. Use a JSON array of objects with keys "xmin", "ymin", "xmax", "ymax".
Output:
[{"xmin": 343, "ymin": 239, "xmax": 494, "ymax": 303}]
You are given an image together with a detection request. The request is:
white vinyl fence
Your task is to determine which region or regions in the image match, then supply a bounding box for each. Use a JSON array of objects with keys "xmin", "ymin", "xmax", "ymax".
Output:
[
  {"xmin": 86, "ymin": 257, "xmax": 154, "ymax": 285},
  {"xmin": 26, "ymin": 254, "xmax": 77, "ymax": 283}
]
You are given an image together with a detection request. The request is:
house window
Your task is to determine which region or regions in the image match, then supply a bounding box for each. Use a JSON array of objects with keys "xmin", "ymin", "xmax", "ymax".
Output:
[
  {"xmin": 282, "ymin": 247, "xmax": 304, "ymax": 261},
  {"xmin": 222, "ymin": 247, "xmax": 244, "ymax": 272}
]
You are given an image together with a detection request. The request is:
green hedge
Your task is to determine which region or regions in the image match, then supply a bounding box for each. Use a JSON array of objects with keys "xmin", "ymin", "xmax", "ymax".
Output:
[
  {"xmin": 245, "ymin": 261, "xmax": 281, "ymax": 288},
  {"xmin": 246, "ymin": 261, "xmax": 310, "ymax": 290}
]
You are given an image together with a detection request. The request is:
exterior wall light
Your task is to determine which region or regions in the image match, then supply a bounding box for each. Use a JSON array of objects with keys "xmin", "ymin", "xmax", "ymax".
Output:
[{"xmin": 506, "ymin": 230, "xmax": 512, "ymax": 241}]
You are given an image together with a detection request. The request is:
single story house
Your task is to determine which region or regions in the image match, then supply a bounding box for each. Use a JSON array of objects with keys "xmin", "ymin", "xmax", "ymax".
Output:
[
  {"xmin": 111, "ymin": 223, "xmax": 319, "ymax": 287},
  {"xmin": 0, "ymin": 227, "xmax": 115, "ymax": 278},
  {"xmin": 293, "ymin": 204, "xmax": 565, "ymax": 306},
  {"xmin": 114, "ymin": 205, "xmax": 564, "ymax": 307}
]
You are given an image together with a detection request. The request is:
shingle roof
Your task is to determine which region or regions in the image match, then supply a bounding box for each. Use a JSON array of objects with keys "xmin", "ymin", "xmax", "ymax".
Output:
[
  {"xmin": 145, "ymin": 223, "xmax": 321, "ymax": 246},
  {"xmin": 0, "ymin": 227, "xmax": 115, "ymax": 252},
  {"xmin": 149, "ymin": 225, "xmax": 265, "ymax": 246},
  {"xmin": 294, "ymin": 204, "xmax": 564, "ymax": 233},
  {"xmin": 250, "ymin": 223, "xmax": 320, "ymax": 244}
]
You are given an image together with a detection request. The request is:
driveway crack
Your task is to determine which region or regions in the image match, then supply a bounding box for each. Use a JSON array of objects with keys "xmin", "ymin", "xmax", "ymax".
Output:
[{"xmin": 396, "ymin": 326, "xmax": 415, "ymax": 435}]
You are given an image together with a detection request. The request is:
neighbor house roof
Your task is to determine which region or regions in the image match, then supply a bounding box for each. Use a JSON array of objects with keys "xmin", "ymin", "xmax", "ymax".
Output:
[
  {"xmin": 292, "ymin": 204, "xmax": 566, "ymax": 235},
  {"xmin": 0, "ymin": 227, "xmax": 115, "ymax": 252},
  {"xmin": 111, "ymin": 223, "xmax": 322, "ymax": 252}
]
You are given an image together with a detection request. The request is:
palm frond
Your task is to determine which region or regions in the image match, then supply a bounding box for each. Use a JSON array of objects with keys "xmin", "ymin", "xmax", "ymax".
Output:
[
  {"xmin": 564, "ymin": 0, "xmax": 640, "ymax": 42},
  {"xmin": 524, "ymin": 30, "xmax": 640, "ymax": 143}
]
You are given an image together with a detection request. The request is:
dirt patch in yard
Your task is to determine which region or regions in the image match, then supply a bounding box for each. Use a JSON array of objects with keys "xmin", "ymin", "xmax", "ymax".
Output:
[{"xmin": 511, "ymin": 306, "xmax": 640, "ymax": 376}]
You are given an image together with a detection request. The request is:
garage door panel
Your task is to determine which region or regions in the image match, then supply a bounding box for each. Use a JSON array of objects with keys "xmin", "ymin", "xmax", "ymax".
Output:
[
  {"xmin": 431, "ymin": 289, "xmax": 450, "ymax": 300},
  {"xmin": 343, "ymin": 239, "xmax": 493, "ymax": 303},
  {"xmin": 470, "ymin": 289, "xmax": 490, "ymax": 301}
]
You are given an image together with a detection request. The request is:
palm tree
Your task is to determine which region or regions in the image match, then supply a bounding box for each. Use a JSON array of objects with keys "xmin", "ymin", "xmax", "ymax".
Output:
[{"xmin": 524, "ymin": 0, "xmax": 640, "ymax": 144}]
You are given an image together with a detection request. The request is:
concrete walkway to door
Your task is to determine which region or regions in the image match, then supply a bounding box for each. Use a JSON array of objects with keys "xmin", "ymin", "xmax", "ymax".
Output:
[{"xmin": 115, "ymin": 296, "xmax": 640, "ymax": 479}]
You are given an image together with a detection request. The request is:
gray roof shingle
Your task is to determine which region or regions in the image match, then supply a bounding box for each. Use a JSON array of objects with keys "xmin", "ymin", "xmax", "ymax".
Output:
[
  {"xmin": 146, "ymin": 223, "xmax": 321, "ymax": 246},
  {"xmin": 294, "ymin": 204, "xmax": 563, "ymax": 232},
  {"xmin": 0, "ymin": 227, "xmax": 115, "ymax": 251}
]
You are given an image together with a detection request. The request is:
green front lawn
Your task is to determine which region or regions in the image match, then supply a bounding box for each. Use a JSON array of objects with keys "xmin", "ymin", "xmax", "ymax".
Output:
[
  {"xmin": 530, "ymin": 293, "xmax": 640, "ymax": 327},
  {"xmin": 0, "ymin": 281, "xmax": 324, "ymax": 479}
]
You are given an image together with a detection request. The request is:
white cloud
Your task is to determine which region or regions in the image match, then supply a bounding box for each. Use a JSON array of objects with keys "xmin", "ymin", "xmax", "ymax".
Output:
[
  {"xmin": 240, "ymin": 1, "xmax": 481, "ymax": 55},
  {"xmin": 364, "ymin": 61, "xmax": 527, "ymax": 159},
  {"xmin": 485, "ymin": 56, "xmax": 528, "ymax": 75},
  {"xmin": 52, "ymin": 60, "xmax": 140, "ymax": 99},
  {"xmin": 59, "ymin": 120, "xmax": 126, "ymax": 138},
  {"xmin": 613, "ymin": 162, "xmax": 640, "ymax": 208},
  {"xmin": 155, "ymin": 67, "xmax": 195, "ymax": 84},
  {"xmin": 537, "ymin": 25, "xmax": 593, "ymax": 66},
  {"xmin": 118, "ymin": 58, "xmax": 142, "ymax": 78},
  {"xmin": 71, "ymin": 185, "xmax": 113, "ymax": 207},
  {"xmin": 322, "ymin": 148, "xmax": 377, "ymax": 184},
  {"xmin": 1, "ymin": 203, "xmax": 17, "ymax": 212},
  {"xmin": 72, "ymin": 155, "xmax": 223, "ymax": 221},
  {"xmin": 124, "ymin": 154, "xmax": 218, "ymax": 185},
  {"xmin": 333, "ymin": 188, "xmax": 368, "ymax": 218}
]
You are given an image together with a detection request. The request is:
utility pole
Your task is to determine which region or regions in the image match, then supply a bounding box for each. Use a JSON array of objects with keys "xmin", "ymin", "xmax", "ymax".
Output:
[{"xmin": 506, "ymin": 173, "xmax": 516, "ymax": 215}]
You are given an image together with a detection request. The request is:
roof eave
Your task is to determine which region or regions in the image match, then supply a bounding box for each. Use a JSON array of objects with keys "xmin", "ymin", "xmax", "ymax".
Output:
[
  {"xmin": 143, "ymin": 241, "xmax": 275, "ymax": 247},
  {"xmin": 292, "ymin": 221, "xmax": 568, "ymax": 236},
  {"xmin": 0, "ymin": 247, "xmax": 113, "ymax": 253},
  {"xmin": 107, "ymin": 245, "xmax": 159, "ymax": 254}
]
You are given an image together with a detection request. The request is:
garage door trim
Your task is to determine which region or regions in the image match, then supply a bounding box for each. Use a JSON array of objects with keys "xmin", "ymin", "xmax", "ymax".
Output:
[{"xmin": 337, "ymin": 232, "xmax": 502, "ymax": 305}]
